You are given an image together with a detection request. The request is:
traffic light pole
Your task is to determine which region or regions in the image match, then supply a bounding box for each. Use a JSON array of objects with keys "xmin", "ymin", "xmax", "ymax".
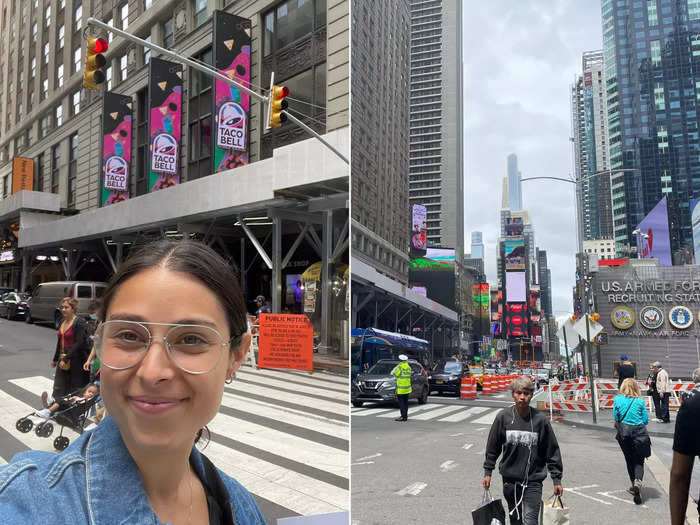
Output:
[{"xmin": 86, "ymin": 18, "xmax": 349, "ymax": 165}]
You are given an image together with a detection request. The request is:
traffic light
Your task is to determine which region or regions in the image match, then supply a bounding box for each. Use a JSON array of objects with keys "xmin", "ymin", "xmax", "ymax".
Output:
[
  {"xmin": 83, "ymin": 36, "xmax": 109, "ymax": 90},
  {"xmin": 268, "ymin": 85, "xmax": 289, "ymax": 128},
  {"xmin": 590, "ymin": 312, "xmax": 600, "ymax": 322}
]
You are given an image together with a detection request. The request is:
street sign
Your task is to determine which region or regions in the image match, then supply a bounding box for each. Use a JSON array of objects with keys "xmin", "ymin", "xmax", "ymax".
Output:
[
  {"xmin": 573, "ymin": 315, "xmax": 604, "ymax": 342},
  {"xmin": 556, "ymin": 318, "xmax": 576, "ymax": 342}
]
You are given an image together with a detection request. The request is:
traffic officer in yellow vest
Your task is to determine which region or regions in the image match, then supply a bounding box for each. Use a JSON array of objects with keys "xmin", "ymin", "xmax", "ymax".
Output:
[{"xmin": 394, "ymin": 354, "xmax": 413, "ymax": 421}]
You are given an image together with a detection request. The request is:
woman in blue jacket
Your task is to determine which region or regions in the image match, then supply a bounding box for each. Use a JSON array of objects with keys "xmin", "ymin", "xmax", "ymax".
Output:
[
  {"xmin": 613, "ymin": 377, "xmax": 651, "ymax": 505},
  {"xmin": 0, "ymin": 240, "xmax": 266, "ymax": 524}
]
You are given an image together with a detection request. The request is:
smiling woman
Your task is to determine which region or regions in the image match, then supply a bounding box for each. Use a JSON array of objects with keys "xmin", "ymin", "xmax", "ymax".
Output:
[{"xmin": 0, "ymin": 240, "xmax": 266, "ymax": 525}]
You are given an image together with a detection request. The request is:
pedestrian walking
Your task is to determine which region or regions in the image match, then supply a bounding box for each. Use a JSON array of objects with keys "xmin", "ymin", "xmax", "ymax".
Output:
[
  {"xmin": 51, "ymin": 297, "xmax": 91, "ymax": 399},
  {"xmin": 482, "ymin": 377, "xmax": 563, "ymax": 525},
  {"xmin": 0, "ymin": 240, "xmax": 265, "ymax": 524},
  {"xmin": 254, "ymin": 295, "xmax": 271, "ymax": 318},
  {"xmin": 670, "ymin": 367, "xmax": 700, "ymax": 525},
  {"xmin": 653, "ymin": 361, "xmax": 671, "ymax": 423},
  {"xmin": 613, "ymin": 378, "xmax": 651, "ymax": 505},
  {"xmin": 645, "ymin": 363, "xmax": 661, "ymax": 421},
  {"xmin": 616, "ymin": 354, "xmax": 635, "ymax": 389},
  {"xmin": 393, "ymin": 354, "xmax": 412, "ymax": 422}
]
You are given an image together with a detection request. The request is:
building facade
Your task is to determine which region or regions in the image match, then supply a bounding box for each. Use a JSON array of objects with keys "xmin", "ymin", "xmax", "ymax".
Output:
[
  {"xmin": 602, "ymin": 0, "xmax": 700, "ymax": 258},
  {"xmin": 470, "ymin": 230, "xmax": 484, "ymax": 260},
  {"xmin": 506, "ymin": 153, "xmax": 522, "ymax": 211},
  {"xmin": 571, "ymin": 50, "xmax": 612, "ymax": 241},
  {"xmin": 408, "ymin": 0, "xmax": 463, "ymax": 255},
  {"xmin": 583, "ymin": 238, "xmax": 616, "ymax": 260},
  {"xmin": 350, "ymin": 0, "xmax": 410, "ymax": 284}
]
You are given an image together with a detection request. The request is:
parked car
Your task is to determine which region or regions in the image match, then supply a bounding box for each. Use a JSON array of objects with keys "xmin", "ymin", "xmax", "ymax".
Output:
[
  {"xmin": 535, "ymin": 368, "xmax": 550, "ymax": 386},
  {"xmin": 26, "ymin": 281, "xmax": 107, "ymax": 328},
  {"xmin": 429, "ymin": 360, "xmax": 468, "ymax": 395},
  {"xmin": 351, "ymin": 359, "xmax": 429, "ymax": 407},
  {"xmin": 0, "ymin": 286, "xmax": 16, "ymax": 297},
  {"xmin": 0, "ymin": 292, "xmax": 30, "ymax": 320}
]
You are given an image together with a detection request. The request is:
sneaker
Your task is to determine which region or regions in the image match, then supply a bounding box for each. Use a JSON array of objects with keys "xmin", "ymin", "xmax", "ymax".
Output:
[
  {"xmin": 36, "ymin": 408, "xmax": 51, "ymax": 420},
  {"xmin": 633, "ymin": 479, "xmax": 642, "ymax": 504}
]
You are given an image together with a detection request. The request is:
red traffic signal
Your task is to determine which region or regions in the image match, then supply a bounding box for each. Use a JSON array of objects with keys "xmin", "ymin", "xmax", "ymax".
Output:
[
  {"xmin": 269, "ymin": 85, "xmax": 289, "ymax": 128},
  {"xmin": 83, "ymin": 36, "xmax": 109, "ymax": 90}
]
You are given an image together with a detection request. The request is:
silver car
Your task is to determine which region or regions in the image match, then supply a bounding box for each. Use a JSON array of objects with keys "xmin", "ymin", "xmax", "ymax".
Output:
[{"xmin": 351, "ymin": 359, "xmax": 429, "ymax": 407}]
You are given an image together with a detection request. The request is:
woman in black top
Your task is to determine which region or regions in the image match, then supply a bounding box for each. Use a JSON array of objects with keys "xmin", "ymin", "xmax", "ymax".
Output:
[{"xmin": 50, "ymin": 297, "xmax": 91, "ymax": 398}]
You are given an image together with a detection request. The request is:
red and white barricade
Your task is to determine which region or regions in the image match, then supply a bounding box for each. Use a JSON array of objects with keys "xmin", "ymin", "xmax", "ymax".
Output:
[{"xmin": 460, "ymin": 377, "xmax": 477, "ymax": 399}]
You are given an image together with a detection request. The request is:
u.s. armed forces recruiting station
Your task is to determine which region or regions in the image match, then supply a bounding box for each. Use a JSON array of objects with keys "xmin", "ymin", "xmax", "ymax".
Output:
[{"xmin": 592, "ymin": 261, "xmax": 700, "ymax": 378}]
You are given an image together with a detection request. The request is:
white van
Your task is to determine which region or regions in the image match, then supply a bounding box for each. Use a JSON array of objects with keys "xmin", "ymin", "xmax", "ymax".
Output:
[{"xmin": 26, "ymin": 281, "xmax": 107, "ymax": 328}]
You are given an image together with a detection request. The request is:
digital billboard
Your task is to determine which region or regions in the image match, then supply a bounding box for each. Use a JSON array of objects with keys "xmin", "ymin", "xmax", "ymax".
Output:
[
  {"xmin": 505, "ymin": 301, "xmax": 529, "ymax": 337},
  {"xmin": 410, "ymin": 204, "xmax": 427, "ymax": 257},
  {"xmin": 505, "ymin": 217, "xmax": 524, "ymax": 236},
  {"xmin": 506, "ymin": 271, "xmax": 526, "ymax": 303},
  {"xmin": 504, "ymin": 237, "xmax": 526, "ymax": 270},
  {"xmin": 409, "ymin": 248, "xmax": 456, "ymax": 271},
  {"xmin": 636, "ymin": 196, "xmax": 671, "ymax": 266}
]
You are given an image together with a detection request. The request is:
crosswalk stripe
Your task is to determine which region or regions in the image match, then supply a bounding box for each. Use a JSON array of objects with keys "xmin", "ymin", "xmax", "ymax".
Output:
[
  {"xmin": 349, "ymin": 407, "xmax": 395, "ymax": 416},
  {"xmin": 438, "ymin": 407, "xmax": 489, "ymax": 422},
  {"xmin": 237, "ymin": 369, "xmax": 348, "ymax": 395},
  {"xmin": 201, "ymin": 440, "xmax": 348, "ymax": 515},
  {"xmin": 375, "ymin": 404, "xmax": 440, "ymax": 418},
  {"xmin": 226, "ymin": 382, "xmax": 348, "ymax": 417},
  {"xmin": 234, "ymin": 375, "xmax": 345, "ymax": 404},
  {"xmin": 9, "ymin": 376, "xmax": 55, "ymax": 397},
  {"xmin": 222, "ymin": 392, "xmax": 347, "ymax": 439},
  {"xmin": 472, "ymin": 411, "xmax": 499, "ymax": 425},
  {"xmin": 208, "ymin": 411, "xmax": 347, "ymax": 479},
  {"xmin": 246, "ymin": 367, "xmax": 348, "ymax": 386},
  {"xmin": 410, "ymin": 405, "xmax": 464, "ymax": 420}
]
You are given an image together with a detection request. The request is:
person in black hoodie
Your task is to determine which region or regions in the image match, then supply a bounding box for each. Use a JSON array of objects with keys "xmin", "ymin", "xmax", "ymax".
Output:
[{"xmin": 482, "ymin": 377, "xmax": 563, "ymax": 525}]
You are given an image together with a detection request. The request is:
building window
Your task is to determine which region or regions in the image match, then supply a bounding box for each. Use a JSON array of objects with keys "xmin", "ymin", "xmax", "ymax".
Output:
[
  {"xmin": 106, "ymin": 65, "xmax": 112, "ymax": 89},
  {"xmin": 68, "ymin": 132, "xmax": 78, "ymax": 206},
  {"xmin": 73, "ymin": 46, "xmax": 81, "ymax": 73},
  {"xmin": 72, "ymin": 90, "xmax": 80, "ymax": 115},
  {"xmin": 163, "ymin": 17, "xmax": 174, "ymax": 49},
  {"xmin": 35, "ymin": 153, "xmax": 44, "ymax": 191},
  {"xmin": 17, "ymin": 103, "xmax": 22, "ymax": 120},
  {"xmin": 120, "ymin": 3, "xmax": 129, "ymax": 30},
  {"xmin": 40, "ymin": 114, "xmax": 50, "ymax": 138},
  {"xmin": 56, "ymin": 104, "xmax": 63, "ymax": 126},
  {"xmin": 58, "ymin": 24, "xmax": 64, "ymax": 49},
  {"xmin": 120, "ymin": 54, "xmax": 127, "ymax": 81},
  {"xmin": 59, "ymin": 0, "xmax": 65, "ymax": 10},
  {"xmin": 106, "ymin": 16, "xmax": 113, "ymax": 42},
  {"xmin": 144, "ymin": 35, "xmax": 151, "ymax": 64},
  {"xmin": 28, "ymin": 90, "xmax": 35, "ymax": 112},
  {"xmin": 188, "ymin": 48, "xmax": 213, "ymax": 181},
  {"xmin": 30, "ymin": 57, "xmax": 36, "ymax": 78},
  {"xmin": 57, "ymin": 64, "xmax": 64, "ymax": 87},
  {"xmin": 194, "ymin": 0, "xmax": 207, "ymax": 27},
  {"xmin": 74, "ymin": 4, "xmax": 82, "ymax": 32},
  {"xmin": 32, "ymin": 22, "xmax": 37, "ymax": 41},
  {"xmin": 45, "ymin": 5, "xmax": 51, "ymax": 28},
  {"xmin": 144, "ymin": 0, "xmax": 153, "ymax": 9},
  {"xmin": 43, "ymin": 42, "xmax": 50, "ymax": 64},
  {"xmin": 41, "ymin": 78, "xmax": 48, "ymax": 100},
  {"xmin": 134, "ymin": 89, "xmax": 149, "ymax": 196},
  {"xmin": 3, "ymin": 174, "xmax": 8, "ymax": 198},
  {"xmin": 263, "ymin": 0, "xmax": 326, "ymax": 56},
  {"xmin": 51, "ymin": 143, "xmax": 60, "ymax": 194}
]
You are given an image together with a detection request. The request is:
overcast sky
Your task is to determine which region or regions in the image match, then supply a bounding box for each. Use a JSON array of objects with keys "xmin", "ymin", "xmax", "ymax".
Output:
[{"xmin": 463, "ymin": 1, "xmax": 603, "ymax": 316}]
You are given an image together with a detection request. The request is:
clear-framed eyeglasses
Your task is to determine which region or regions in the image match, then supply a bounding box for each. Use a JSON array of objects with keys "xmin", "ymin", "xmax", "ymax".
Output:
[{"xmin": 95, "ymin": 320, "xmax": 240, "ymax": 375}]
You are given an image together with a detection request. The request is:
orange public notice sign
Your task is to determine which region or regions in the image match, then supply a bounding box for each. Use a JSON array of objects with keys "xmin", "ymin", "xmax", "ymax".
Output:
[
  {"xmin": 257, "ymin": 314, "xmax": 314, "ymax": 371},
  {"xmin": 12, "ymin": 157, "xmax": 34, "ymax": 194}
]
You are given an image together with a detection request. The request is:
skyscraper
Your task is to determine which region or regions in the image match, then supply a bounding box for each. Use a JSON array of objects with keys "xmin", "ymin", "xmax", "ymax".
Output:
[
  {"xmin": 602, "ymin": 0, "xmax": 700, "ymax": 258},
  {"xmin": 571, "ymin": 50, "xmax": 612, "ymax": 241},
  {"xmin": 408, "ymin": 0, "xmax": 464, "ymax": 256},
  {"xmin": 506, "ymin": 153, "xmax": 523, "ymax": 211},
  {"xmin": 471, "ymin": 231, "xmax": 485, "ymax": 260}
]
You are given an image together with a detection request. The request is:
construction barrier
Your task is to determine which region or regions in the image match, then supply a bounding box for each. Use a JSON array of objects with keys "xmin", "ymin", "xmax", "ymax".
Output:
[
  {"xmin": 482, "ymin": 376, "xmax": 493, "ymax": 395},
  {"xmin": 460, "ymin": 377, "xmax": 477, "ymax": 399}
]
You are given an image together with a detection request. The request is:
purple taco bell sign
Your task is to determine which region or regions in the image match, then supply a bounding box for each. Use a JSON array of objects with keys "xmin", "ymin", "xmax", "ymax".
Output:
[{"xmin": 636, "ymin": 196, "xmax": 672, "ymax": 266}]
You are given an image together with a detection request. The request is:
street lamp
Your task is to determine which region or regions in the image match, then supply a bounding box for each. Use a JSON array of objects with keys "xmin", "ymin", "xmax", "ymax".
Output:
[{"xmin": 631, "ymin": 228, "xmax": 649, "ymax": 258}]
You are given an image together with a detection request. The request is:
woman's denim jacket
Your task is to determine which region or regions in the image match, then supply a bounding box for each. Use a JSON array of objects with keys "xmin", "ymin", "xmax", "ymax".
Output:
[{"xmin": 0, "ymin": 416, "xmax": 266, "ymax": 524}]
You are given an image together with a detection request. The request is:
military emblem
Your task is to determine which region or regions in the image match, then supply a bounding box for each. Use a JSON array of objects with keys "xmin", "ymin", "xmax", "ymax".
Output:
[
  {"xmin": 639, "ymin": 306, "xmax": 664, "ymax": 329},
  {"xmin": 669, "ymin": 306, "xmax": 693, "ymax": 329},
  {"xmin": 611, "ymin": 306, "xmax": 635, "ymax": 330}
]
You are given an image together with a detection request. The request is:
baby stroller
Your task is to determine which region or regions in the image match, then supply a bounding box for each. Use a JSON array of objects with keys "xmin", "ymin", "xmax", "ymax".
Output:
[{"xmin": 15, "ymin": 389, "xmax": 102, "ymax": 451}]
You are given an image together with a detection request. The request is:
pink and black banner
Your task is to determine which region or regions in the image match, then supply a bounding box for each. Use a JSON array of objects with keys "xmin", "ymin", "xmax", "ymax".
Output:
[
  {"xmin": 100, "ymin": 92, "xmax": 132, "ymax": 207},
  {"xmin": 148, "ymin": 57, "xmax": 183, "ymax": 192},
  {"xmin": 213, "ymin": 11, "xmax": 251, "ymax": 172}
]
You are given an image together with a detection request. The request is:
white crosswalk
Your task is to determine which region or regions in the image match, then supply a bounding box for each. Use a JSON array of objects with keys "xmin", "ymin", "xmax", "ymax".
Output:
[
  {"xmin": 351, "ymin": 403, "xmax": 503, "ymax": 423},
  {"xmin": 0, "ymin": 366, "xmax": 350, "ymax": 520}
]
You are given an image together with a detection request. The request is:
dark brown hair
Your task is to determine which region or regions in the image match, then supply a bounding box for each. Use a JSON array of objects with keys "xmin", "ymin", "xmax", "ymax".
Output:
[
  {"xmin": 60, "ymin": 297, "xmax": 79, "ymax": 313},
  {"xmin": 99, "ymin": 239, "xmax": 247, "ymax": 346}
]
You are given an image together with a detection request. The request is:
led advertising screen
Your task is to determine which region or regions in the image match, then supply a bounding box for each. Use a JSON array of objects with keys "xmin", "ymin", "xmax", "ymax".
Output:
[
  {"xmin": 506, "ymin": 271, "xmax": 526, "ymax": 303},
  {"xmin": 410, "ymin": 204, "xmax": 427, "ymax": 257},
  {"xmin": 409, "ymin": 248, "xmax": 456, "ymax": 271},
  {"xmin": 505, "ymin": 302, "xmax": 529, "ymax": 337},
  {"xmin": 505, "ymin": 217, "xmax": 524, "ymax": 236},
  {"xmin": 504, "ymin": 238, "xmax": 526, "ymax": 270},
  {"xmin": 636, "ymin": 196, "xmax": 671, "ymax": 266}
]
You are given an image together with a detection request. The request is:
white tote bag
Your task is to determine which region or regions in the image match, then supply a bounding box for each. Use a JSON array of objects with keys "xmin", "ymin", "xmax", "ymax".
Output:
[{"xmin": 539, "ymin": 495, "xmax": 569, "ymax": 525}]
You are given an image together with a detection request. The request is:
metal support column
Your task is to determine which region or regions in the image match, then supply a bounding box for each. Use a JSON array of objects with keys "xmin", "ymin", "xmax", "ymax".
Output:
[
  {"xmin": 116, "ymin": 243, "xmax": 124, "ymax": 267},
  {"xmin": 240, "ymin": 238, "xmax": 246, "ymax": 294},
  {"xmin": 271, "ymin": 216, "xmax": 282, "ymax": 313},
  {"xmin": 20, "ymin": 253, "xmax": 29, "ymax": 292},
  {"xmin": 320, "ymin": 210, "xmax": 333, "ymax": 354}
]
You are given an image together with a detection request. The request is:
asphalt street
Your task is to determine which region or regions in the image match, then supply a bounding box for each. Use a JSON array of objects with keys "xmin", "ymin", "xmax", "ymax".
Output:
[
  {"xmin": 0, "ymin": 318, "xmax": 350, "ymax": 523},
  {"xmin": 351, "ymin": 394, "xmax": 698, "ymax": 525}
]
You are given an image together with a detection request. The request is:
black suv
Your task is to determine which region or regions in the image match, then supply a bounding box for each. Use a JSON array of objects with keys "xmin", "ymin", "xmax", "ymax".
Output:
[
  {"xmin": 429, "ymin": 359, "xmax": 468, "ymax": 396},
  {"xmin": 352, "ymin": 359, "xmax": 429, "ymax": 407}
]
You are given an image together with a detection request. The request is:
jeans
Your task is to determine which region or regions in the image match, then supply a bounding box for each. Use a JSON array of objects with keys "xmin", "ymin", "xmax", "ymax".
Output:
[
  {"xmin": 659, "ymin": 393, "xmax": 670, "ymax": 422},
  {"xmin": 503, "ymin": 480, "xmax": 542, "ymax": 525},
  {"xmin": 397, "ymin": 393, "xmax": 409, "ymax": 420},
  {"xmin": 651, "ymin": 391, "xmax": 661, "ymax": 419},
  {"xmin": 619, "ymin": 439, "xmax": 645, "ymax": 483}
]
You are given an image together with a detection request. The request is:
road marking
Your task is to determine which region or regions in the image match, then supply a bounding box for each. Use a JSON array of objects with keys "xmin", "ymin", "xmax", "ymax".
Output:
[
  {"xmin": 450, "ymin": 432, "xmax": 465, "ymax": 437},
  {"xmin": 396, "ymin": 482, "xmax": 427, "ymax": 496},
  {"xmin": 226, "ymin": 381, "xmax": 348, "ymax": 416},
  {"xmin": 476, "ymin": 427, "xmax": 487, "ymax": 432},
  {"xmin": 351, "ymin": 461, "xmax": 374, "ymax": 466},
  {"xmin": 351, "ymin": 408, "xmax": 396, "ymax": 416},
  {"xmin": 564, "ymin": 485, "xmax": 612, "ymax": 505},
  {"xmin": 439, "ymin": 460, "xmax": 458, "ymax": 472},
  {"xmin": 411, "ymin": 405, "xmax": 464, "ymax": 420},
  {"xmin": 439, "ymin": 406, "xmax": 489, "ymax": 422},
  {"xmin": 472, "ymin": 411, "xmax": 499, "ymax": 425},
  {"xmin": 462, "ymin": 443, "xmax": 473, "ymax": 451},
  {"xmin": 376, "ymin": 405, "xmax": 440, "ymax": 418},
  {"xmin": 596, "ymin": 490, "xmax": 647, "ymax": 507},
  {"xmin": 355, "ymin": 453, "xmax": 381, "ymax": 462}
]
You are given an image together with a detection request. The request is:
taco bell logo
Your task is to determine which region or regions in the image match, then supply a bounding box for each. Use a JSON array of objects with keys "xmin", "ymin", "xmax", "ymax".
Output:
[
  {"xmin": 216, "ymin": 101, "xmax": 246, "ymax": 151},
  {"xmin": 104, "ymin": 156, "xmax": 128, "ymax": 191},
  {"xmin": 151, "ymin": 133, "xmax": 178, "ymax": 174}
]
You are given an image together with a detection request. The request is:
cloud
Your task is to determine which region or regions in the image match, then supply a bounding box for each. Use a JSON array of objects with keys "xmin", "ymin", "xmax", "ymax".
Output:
[{"xmin": 463, "ymin": 1, "xmax": 602, "ymax": 316}]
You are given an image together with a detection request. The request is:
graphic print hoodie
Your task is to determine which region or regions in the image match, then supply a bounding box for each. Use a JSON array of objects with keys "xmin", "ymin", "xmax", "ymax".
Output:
[{"xmin": 483, "ymin": 407, "xmax": 563, "ymax": 484}]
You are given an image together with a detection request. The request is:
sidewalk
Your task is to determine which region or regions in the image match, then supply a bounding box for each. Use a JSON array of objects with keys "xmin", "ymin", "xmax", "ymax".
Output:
[
  {"xmin": 313, "ymin": 353, "xmax": 349, "ymax": 376},
  {"xmin": 556, "ymin": 410, "xmax": 676, "ymax": 437}
]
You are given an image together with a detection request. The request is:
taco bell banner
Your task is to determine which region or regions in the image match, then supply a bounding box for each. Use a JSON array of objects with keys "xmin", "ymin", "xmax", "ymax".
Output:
[
  {"xmin": 636, "ymin": 196, "xmax": 672, "ymax": 266},
  {"xmin": 148, "ymin": 57, "xmax": 183, "ymax": 192},
  {"xmin": 213, "ymin": 11, "xmax": 251, "ymax": 172},
  {"xmin": 101, "ymin": 92, "xmax": 132, "ymax": 207}
]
